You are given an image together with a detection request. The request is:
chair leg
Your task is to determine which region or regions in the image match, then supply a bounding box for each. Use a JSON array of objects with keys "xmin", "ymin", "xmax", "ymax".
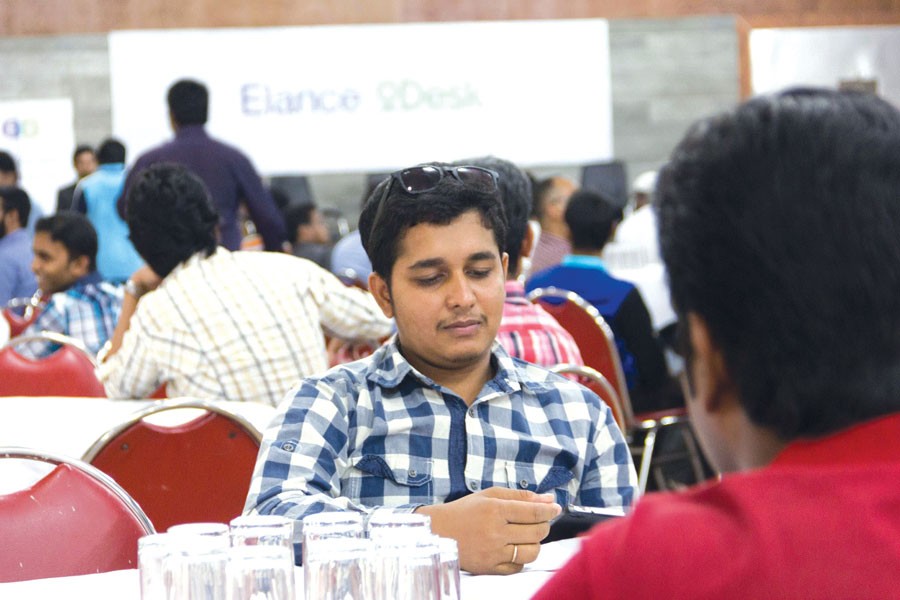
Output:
[{"xmin": 637, "ymin": 426, "xmax": 659, "ymax": 496}]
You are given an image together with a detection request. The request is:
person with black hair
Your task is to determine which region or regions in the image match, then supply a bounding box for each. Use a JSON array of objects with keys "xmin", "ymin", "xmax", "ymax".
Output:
[
  {"xmin": 99, "ymin": 163, "xmax": 392, "ymax": 405},
  {"xmin": 526, "ymin": 189, "xmax": 678, "ymax": 413},
  {"xmin": 528, "ymin": 175, "xmax": 576, "ymax": 275},
  {"xmin": 283, "ymin": 202, "xmax": 332, "ymax": 269},
  {"xmin": 120, "ymin": 79, "xmax": 286, "ymax": 252},
  {"xmin": 246, "ymin": 163, "xmax": 637, "ymax": 575},
  {"xmin": 72, "ymin": 138, "xmax": 143, "ymax": 284},
  {"xmin": 55, "ymin": 144, "xmax": 97, "ymax": 213},
  {"xmin": 533, "ymin": 88, "xmax": 900, "ymax": 598},
  {"xmin": 17, "ymin": 212, "xmax": 122, "ymax": 358},
  {"xmin": 0, "ymin": 186, "xmax": 38, "ymax": 304}
]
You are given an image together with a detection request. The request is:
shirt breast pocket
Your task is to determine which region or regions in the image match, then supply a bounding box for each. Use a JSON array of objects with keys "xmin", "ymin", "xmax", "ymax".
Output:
[
  {"xmin": 505, "ymin": 463, "xmax": 574, "ymax": 507},
  {"xmin": 350, "ymin": 455, "xmax": 433, "ymax": 506}
]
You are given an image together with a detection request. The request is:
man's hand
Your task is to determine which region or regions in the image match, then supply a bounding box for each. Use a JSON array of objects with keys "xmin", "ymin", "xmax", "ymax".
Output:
[{"xmin": 416, "ymin": 487, "xmax": 561, "ymax": 575}]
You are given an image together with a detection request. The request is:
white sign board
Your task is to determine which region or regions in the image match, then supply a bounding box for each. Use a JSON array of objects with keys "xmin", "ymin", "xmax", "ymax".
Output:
[
  {"xmin": 109, "ymin": 20, "xmax": 612, "ymax": 175},
  {"xmin": 0, "ymin": 99, "xmax": 75, "ymax": 215},
  {"xmin": 750, "ymin": 26, "xmax": 900, "ymax": 109}
]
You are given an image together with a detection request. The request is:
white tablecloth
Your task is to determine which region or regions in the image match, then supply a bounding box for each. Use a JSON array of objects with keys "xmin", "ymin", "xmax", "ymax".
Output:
[{"xmin": 0, "ymin": 538, "xmax": 580, "ymax": 599}]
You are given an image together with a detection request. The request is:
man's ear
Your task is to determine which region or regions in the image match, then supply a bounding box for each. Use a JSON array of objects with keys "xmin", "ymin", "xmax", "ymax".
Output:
[
  {"xmin": 685, "ymin": 312, "xmax": 734, "ymax": 414},
  {"xmin": 70, "ymin": 254, "xmax": 91, "ymax": 279},
  {"xmin": 368, "ymin": 272, "xmax": 395, "ymax": 319},
  {"xmin": 500, "ymin": 252, "xmax": 509, "ymax": 281}
]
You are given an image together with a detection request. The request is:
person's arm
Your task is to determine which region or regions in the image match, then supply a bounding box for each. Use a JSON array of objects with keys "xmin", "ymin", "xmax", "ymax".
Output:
[
  {"xmin": 615, "ymin": 288, "xmax": 672, "ymax": 394},
  {"xmin": 105, "ymin": 266, "xmax": 161, "ymax": 358},
  {"xmin": 71, "ymin": 185, "xmax": 87, "ymax": 214},
  {"xmin": 232, "ymin": 154, "xmax": 286, "ymax": 251},
  {"xmin": 311, "ymin": 264, "xmax": 395, "ymax": 342}
]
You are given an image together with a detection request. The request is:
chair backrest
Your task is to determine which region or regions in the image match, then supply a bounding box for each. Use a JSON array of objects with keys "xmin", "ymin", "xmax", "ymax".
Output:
[
  {"xmin": 551, "ymin": 363, "xmax": 628, "ymax": 432},
  {"xmin": 0, "ymin": 447, "xmax": 155, "ymax": 583},
  {"xmin": 0, "ymin": 331, "xmax": 106, "ymax": 397},
  {"xmin": 83, "ymin": 399, "xmax": 264, "ymax": 532},
  {"xmin": 2, "ymin": 296, "xmax": 44, "ymax": 338},
  {"xmin": 527, "ymin": 287, "xmax": 634, "ymax": 424}
]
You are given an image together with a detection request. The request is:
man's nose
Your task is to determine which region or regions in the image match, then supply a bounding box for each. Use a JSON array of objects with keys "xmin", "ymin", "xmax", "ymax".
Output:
[{"xmin": 446, "ymin": 273, "xmax": 476, "ymax": 308}]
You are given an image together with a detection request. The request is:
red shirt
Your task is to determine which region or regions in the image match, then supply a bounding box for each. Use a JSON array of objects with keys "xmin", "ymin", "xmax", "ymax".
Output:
[
  {"xmin": 533, "ymin": 412, "xmax": 900, "ymax": 600},
  {"xmin": 498, "ymin": 280, "xmax": 583, "ymax": 368}
]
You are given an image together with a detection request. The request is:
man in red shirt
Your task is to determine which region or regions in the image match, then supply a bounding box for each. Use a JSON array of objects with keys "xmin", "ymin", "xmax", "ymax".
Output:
[{"xmin": 533, "ymin": 87, "xmax": 900, "ymax": 599}]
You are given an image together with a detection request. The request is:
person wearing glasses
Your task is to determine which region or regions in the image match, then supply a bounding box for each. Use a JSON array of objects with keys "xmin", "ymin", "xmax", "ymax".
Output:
[
  {"xmin": 245, "ymin": 163, "xmax": 638, "ymax": 575},
  {"xmin": 533, "ymin": 88, "xmax": 900, "ymax": 598}
]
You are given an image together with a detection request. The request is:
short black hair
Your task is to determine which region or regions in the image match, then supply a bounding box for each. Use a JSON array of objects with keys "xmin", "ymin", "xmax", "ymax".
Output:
[
  {"xmin": 657, "ymin": 87, "xmax": 900, "ymax": 440},
  {"xmin": 167, "ymin": 79, "xmax": 209, "ymax": 127},
  {"xmin": 456, "ymin": 156, "xmax": 531, "ymax": 274},
  {"xmin": 73, "ymin": 145, "xmax": 95, "ymax": 163},
  {"xmin": 565, "ymin": 188, "xmax": 622, "ymax": 251},
  {"xmin": 283, "ymin": 203, "xmax": 317, "ymax": 244},
  {"xmin": 0, "ymin": 186, "xmax": 31, "ymax": 227},
  {"xmin": 126, "ymin": 163, "xmax": 219, "ymax": 277},
  {"xmin": 35, "ymin": 212, "xmax": 98, "ymax": 271},
  {"xmin": 0, "ymin": 150, "xmax": 17, "ymax": 175},
  {"xmin": 359, "ymin": 164, "xmax": 507, "ymax": 284},
  {"xmin": 96, "ymin": 138, "xmax": 126, "ymax": 165}
]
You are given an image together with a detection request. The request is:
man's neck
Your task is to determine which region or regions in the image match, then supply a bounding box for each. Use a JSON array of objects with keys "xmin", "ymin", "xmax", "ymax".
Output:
[
  {"xmin": 571, "ymin": 247, "xmax": 604, "ymax": 258},
  {"xmin": 542, "ymin": 222, "xmax": 568, "ymax": 238},
  {"xmin": 402, "ymin": 345, "xmax": 495, "ymax": 406}
]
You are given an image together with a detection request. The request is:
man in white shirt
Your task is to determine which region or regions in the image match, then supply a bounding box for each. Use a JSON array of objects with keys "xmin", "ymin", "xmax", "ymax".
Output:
[{"xmin": 99, "ymin": 163, "xmax": 394, "ymax": 404}]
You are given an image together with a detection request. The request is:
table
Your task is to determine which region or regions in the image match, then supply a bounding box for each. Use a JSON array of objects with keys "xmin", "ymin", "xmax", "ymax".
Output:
[
  {"xmin": 0, "ymin": 538, "xmax": 579, "ymax": 599},
  {"xmin": 0, "ymin": 395, "xmax": 277, "ymax": 493}
]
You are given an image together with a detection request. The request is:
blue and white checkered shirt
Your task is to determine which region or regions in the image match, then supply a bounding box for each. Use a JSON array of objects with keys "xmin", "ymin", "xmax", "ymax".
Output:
[
  {"xmin": 17, "ymin": 272, "xmax": 122, "ymax": 359},
  {"xmin": 245, "ymin": 338, "xmax": 638, "ymax": 536}
]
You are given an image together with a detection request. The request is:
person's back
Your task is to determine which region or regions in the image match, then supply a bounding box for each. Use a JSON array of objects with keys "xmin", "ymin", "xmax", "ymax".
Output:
[
  {"xmin": 534, "ymin": 88, "xmax": 900, "ymax": 599},
  {"xmin": 0, "ymin": 186, "xmax": 38, "ymax": 305},
  {"xmin": 76, "ymin": 139, "xmax": 143, "ymax": 283}
]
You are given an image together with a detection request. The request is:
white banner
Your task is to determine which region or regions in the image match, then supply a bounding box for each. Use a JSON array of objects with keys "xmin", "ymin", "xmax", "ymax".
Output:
[
  {"xmin": 109, "ymin": 20, "xmax": 612, "ymax": 175},
  {"xmin": 0, "ymin": 99, "xmax": 75, "ymax": 215}
]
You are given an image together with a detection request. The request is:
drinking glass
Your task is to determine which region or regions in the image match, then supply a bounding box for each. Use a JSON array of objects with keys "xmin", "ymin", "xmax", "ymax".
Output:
[
  {"xmin": 138, "ymin": 533, "xmax": 173, "ymax": 600},
  {"xmin": 435, "ymin": 536, "xmax": 461, "ymax": 600},
  {"xmin": 304, "ymin": 536, "xmax": 373, "ymax": 600},
  {"xmin": 300, "ymin": 511, "xmax": 364, "ymax": 564},
  {"xmin": 366, "ymin": 511, "xmax": 432, "ymax": 541},
  {"xmin": 229, "ymin": 514, "xmax": 295, "ymax": 551},
  {"xmin": 168, "ymin": 522, "xmax": 230, "ymax": 549},
  {"xmin": 371, "ymin": 530, "xmax": 440, "ymax": 600},
  {"xmin": 228, "ymin": 514, "xmax": 296, "ymax": 600},
  {"xmin": 166, "ymin": 531, "xmax": 229, "ymax": 600}
]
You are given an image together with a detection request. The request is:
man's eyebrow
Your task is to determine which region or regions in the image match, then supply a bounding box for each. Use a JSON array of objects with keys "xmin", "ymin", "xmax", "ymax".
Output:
[
  {"xmin": 467, "ymin": 251, "xmax": 498, "ymax": 263},
  {"xmin": 408, "ymin": 257, "xmax": 447, "ymax": 270}
]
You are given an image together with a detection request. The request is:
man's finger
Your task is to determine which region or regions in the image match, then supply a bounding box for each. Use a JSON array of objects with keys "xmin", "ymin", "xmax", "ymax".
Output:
[{"xmin": 501, "ymin": 498, "xmax": 562, "ymax": 524}]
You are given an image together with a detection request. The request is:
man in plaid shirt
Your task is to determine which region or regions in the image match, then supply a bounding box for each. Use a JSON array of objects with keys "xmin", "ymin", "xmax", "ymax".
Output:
[{"xmin": 246, "ymin": 163, "xmax": 638, "ymax": 575}]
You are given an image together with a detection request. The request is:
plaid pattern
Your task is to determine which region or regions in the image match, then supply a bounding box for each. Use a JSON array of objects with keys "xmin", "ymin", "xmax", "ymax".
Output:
[
  {"xmin": 245, "ymin": 339, "xmax": 638, "ymax": 527},
  {"xmin": 497, "ymin": 280, "xmax": 584, "ymax": 368},
  {"xmin": 18, "ymin": 272, "xmax": 122, "ymax": 358},
  {"xmin": 98, "ymin": 249, "xmax": 393, "ymax": 404}
]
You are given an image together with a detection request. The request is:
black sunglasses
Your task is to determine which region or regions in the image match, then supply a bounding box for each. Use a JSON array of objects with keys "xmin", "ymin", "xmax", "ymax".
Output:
[{"xmin": 370, "ymin": 165, "xmax": 500, "ymax": 235}]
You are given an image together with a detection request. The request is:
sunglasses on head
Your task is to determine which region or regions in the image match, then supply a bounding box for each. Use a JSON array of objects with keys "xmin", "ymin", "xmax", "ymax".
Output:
[{"xmin": 370, "ymin": 164, "xmax": 500, "ymax": 235}]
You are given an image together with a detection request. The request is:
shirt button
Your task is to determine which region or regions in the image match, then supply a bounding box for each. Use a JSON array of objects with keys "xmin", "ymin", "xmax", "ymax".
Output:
[
  {"xmin": 519, "ymin": 479, "xmax": 529, "ymax": 489},
  {"xmin": 282, "ymin": 442, "xmax": 296, "ymax": 452},
  {"xmin": 408, "ymin": 469, "xmax": 417, "ymax": 478},
  {"xmin": 469, "ymin": 480, "xmax": 479, "ymax": 490}
]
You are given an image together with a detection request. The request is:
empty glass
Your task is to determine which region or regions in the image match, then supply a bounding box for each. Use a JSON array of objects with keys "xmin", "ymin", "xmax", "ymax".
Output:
[
  {"xmin": 366, "ymin": 511, "xmax": 432, "ymax": 541},
  {"xmin": 138, "ymin": 533, "xmax": 173, "ymax": 600},
  {"xmin": 304, "ymin": 536, "xmax": 373, "ymax": 600},
  {"xmin": 166, "ymin": 530, "xmax": 229, "ymax": 600},
  {"xmin": 371, "ymin": 534, "xmax": 441, "ymax": 600},
  {"xmin": 435, "ymin": 536, "xmax": 461, "ymax": 600},
  {"xmin": 228, "ymin": 515, "xmax": 296, "ymax": 600},
  {"xmin": 168, "ymin": 522, "xmax": 230, "ymax": 549}
]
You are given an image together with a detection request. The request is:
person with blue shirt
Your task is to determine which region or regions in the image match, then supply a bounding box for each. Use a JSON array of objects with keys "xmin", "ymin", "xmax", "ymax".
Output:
[
  {"xmin": 74, "ymin": 138, "xmax": 143, "ymax": 284},
  {"xmin": 526, "ymin": 189, "xmax": 680, "ymax": 413},
  {"xmin": 245, "ymin": 163, "xmax": 638, "ymax": 575},
  {"xmin": 0, "ymin": 186, "xmax": 38, "ymax": 306}
]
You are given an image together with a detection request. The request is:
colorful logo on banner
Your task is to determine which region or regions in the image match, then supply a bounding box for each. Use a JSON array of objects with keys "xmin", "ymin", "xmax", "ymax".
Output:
[{"xmin": 2, "ymin": 118, "xmax": 40, "ymax": 139}]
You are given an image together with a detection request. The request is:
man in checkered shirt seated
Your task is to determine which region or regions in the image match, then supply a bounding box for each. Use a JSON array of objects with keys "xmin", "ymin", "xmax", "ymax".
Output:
[{"xmin": 245, "ymin": 163, "xmax": 638, "ymax": 575}]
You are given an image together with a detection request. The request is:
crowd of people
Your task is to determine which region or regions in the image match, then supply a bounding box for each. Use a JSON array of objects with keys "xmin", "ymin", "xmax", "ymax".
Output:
[{"xmin": 2, "ymin": 80, "xmax": 899, "ymax": 593}]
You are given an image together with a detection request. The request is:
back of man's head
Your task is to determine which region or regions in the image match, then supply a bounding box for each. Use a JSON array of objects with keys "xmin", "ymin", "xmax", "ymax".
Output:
[
  {"xmin": 96, "ymin": 138, "xmax": 126, "ymax": 165},
  {"xmin": 126, "ymin": 163, "xmax": 219, "ymax": 278},
  {"xmin": 565, "ymin": 189, "xmax": 622, "ymax": 252},
  {"xmin": 456, "ymin": 156, "xmax": 531, "ymax": 277},
  {"xmin": 657, "ymin": 87, "xmax": 900, "ymax": 440},
  {"xmin": 283, "ymin": 203, "xmax": 317, "ymax": 244},
  {"xmin": 167, "ymin": 79, "xmax": 209, "ymax": 127},
  {"xmin": 0, "ymin": 186, "xmax": 31, "ymax": 229},
  {"xmin": 0, "ymin": 150, "xmax": 18, "ymax": 185},
  {"xmin": 35, "ymin": 212, "xmax": 98, "ymax": 272},
  {"xmin": 359, "ymin": 164, "xmax": 506, "ymax": 284}
]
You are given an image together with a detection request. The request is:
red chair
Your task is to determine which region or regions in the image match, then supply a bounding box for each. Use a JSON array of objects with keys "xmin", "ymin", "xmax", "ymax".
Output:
[
  {"xmin": 83, "ymin": 399, "xmax": 263, "ymax": 532},
  {"xmin": 0, "ymin": 447, "xmax": 155, "ymax": 582},
  {"xmin": 0, "ymin": 331, "xmax": 106, "ymax": 397},
  {"xmin": 2, "ymin": 295, "xmax": 44, "ymax": 338},
  {"xmin": 551, "ymin": 363, "xmax": 626, "ymax": 433},
  {"xmin": 529, "ymin": 287, "xmax": 707, "ymax": 493}
]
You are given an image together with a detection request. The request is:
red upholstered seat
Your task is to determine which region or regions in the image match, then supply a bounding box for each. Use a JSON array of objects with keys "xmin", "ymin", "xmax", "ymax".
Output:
[
  {"xmin": 0, "ymin": 447, "xmax": 154, "ymax": 583},
  {"xmin": 0, "ymin": 332, "xmax": 105, "ymax": 397},
  {"xmin": 2, "ymin": 295, "xmax": 45, "ymax": 338},
  {"xmin": 84, "ymin": 399, "xmax": 263, "ymax": 532}
]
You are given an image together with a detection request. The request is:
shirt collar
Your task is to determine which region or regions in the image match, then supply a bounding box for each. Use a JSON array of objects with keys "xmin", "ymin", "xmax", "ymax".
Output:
[
  {"xmin": 174, "ymin": 124, "xmax": 208, "ymax": 139},
  {"xmin": 561, "ymin": 254, "xmax": 608, "ymax": 272},
  {"xmin": 72, "ymin": 270, "xmax": 104, "ymax": 290},
  {"xmin": 772, "ymin": 412, "xmax": 900, "ymax": 468},
  {"xmin": 165, "ymin": 247, "xmax": 224, "ymax": 280},
  {"xmin": 504, "ymin": 280, "xmax": 528, "ymax": 303}
]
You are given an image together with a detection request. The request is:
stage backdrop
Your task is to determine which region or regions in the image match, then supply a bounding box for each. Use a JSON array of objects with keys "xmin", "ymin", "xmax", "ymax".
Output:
[{"xmin": 109, "ymin": 20, "xmax": 612, "ymax": 175}]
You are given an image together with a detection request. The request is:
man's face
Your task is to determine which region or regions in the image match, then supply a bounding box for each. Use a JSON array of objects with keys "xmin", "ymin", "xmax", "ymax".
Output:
[
  {"xmin": 74, "ymin": 151, "xmax": 97, "ymax": 179},
  {"xmin": 371, "ymin": 210, "xmax": 508, "ymax": 379},
  {"xmin": 0, "ymin": 202, "xmax": 6, "ymax": 238},
  {"xmin": 32, "ymin": 232, "xmax": 88, "ymax": 294},
  {"xmin": 299, "ymin": 209, "xmax": 331, "ymax": 244}
]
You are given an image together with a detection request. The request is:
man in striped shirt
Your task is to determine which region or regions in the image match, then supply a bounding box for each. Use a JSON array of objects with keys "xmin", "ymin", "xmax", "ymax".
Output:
[
  {"xmin": 98, "ymin": 164, "xmax": 394, "ymax": 405},
  {"xmin": 245, "ymin": 163, "xmax": 637, "ymax": 575}
]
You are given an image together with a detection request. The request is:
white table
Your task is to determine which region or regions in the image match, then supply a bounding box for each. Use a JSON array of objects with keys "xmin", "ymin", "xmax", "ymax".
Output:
[{"xmin": 0, "ymin": 538, "xmax": 580, "ymax": 599}]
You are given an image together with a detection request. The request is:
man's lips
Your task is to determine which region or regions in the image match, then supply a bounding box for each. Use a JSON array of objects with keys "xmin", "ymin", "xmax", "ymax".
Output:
[{"xmin": 441, "ymin": 317, "xmax": 486, "ymax": 333}]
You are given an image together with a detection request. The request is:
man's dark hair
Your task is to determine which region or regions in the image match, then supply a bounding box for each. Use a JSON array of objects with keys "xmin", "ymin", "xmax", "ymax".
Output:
[
  {"xmin": 96, "ymin": 138, "xmax": 126, "ymax": 165},
  {"xmin": 456, "ymin": 156, "xmax": 531, "ymax": 275},
  {"xmin": 283, "ymin": 203, "xmax": 318, "ymax": 244},
  {"xmin": 359, "ymin": 164, "xmax": 507, "ymax": 284},
  {"xmin": 0, "ymin": 186, "xmax": 31, "ymax": 227},
  {"xmin": 167, "ymin": 79, "xmax": 209, "ymax": 127},
  {"xmin": 565, "ymin": 189, "xmax": 622, "ymax": 251},
  {"xmin": 35, "ymin": 212, "xmax": 98, "ymax": 271},
  {"xmin": 73, "ymin": 144, "xmax": 94, "ymax": 163},
  {"xmin": 0, "ymin": 150, "xmax": 17, "ymax": 176},
  {"xmin": 126, "ymin": 163, "xmax": 219, "ymax": 277},
  {"xmin": 657, "ymin": 87, "xmax": 900, "ymax": 440}
]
